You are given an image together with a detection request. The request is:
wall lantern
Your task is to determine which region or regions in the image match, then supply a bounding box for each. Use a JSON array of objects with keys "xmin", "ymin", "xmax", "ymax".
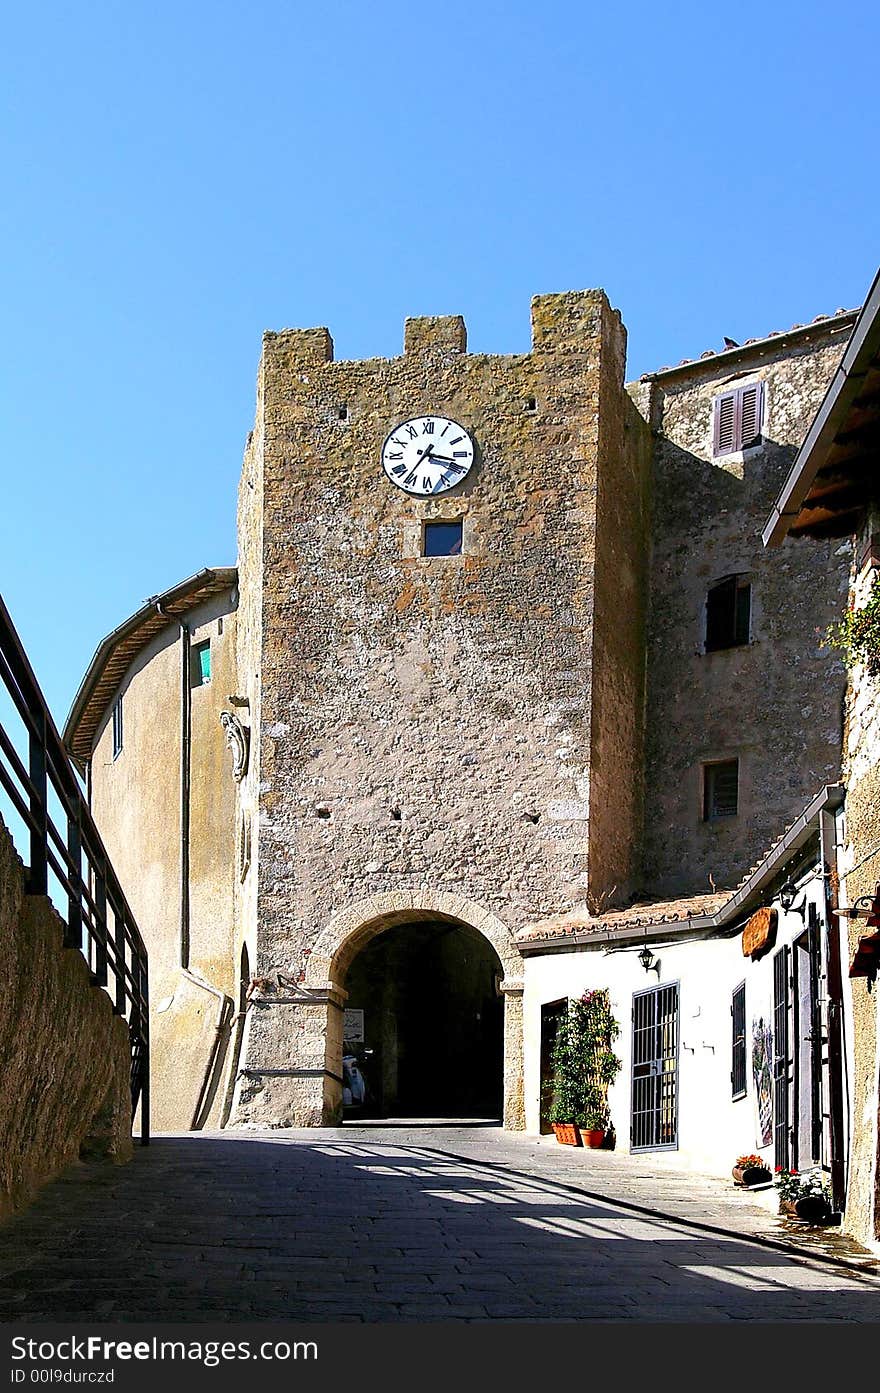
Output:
[
  {"xmin": 638, "ymin": 946, "xmax": 660, "ymax": 976},
  {"xmin": 778, "ymin": 881, "xmax": 807, "ymax": 919},
  {"xmin": 779, "ymin": 882, "xmax": 797, "ymax": 912},
  {"xmin": 831, "ymin": 885, "xmax": 880, "ymax": 989}
]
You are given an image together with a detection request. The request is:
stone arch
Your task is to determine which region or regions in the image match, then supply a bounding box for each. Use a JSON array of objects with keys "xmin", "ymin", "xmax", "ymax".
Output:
[
  {"xmin": 304, "ymin": 892, "xmax": 525, "ymax": 1130},
  {"xmin": 305, "ymin": 890, "xmax": 522, "ymax": 985}
]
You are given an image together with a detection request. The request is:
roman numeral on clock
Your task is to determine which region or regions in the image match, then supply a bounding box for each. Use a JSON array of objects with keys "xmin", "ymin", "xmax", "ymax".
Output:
[
  {"xmin": 386, "ymin": 450, "xmax": 403, "ymax": 460},
  {"xmin": 422, "ymin": 419, "xmax": 435, "ymax": 434}
]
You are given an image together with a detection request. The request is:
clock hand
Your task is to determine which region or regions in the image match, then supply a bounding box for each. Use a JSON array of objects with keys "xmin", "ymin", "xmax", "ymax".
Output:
[{"xmin": 428, "ymin": 454, "xmax": 465, "ymax": 469}]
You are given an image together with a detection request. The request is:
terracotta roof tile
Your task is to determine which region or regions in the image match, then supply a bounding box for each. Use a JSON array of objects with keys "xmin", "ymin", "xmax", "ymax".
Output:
[
  {"xmin": 517, "ymin": 890, "xmax": 731, "ymax": 946},
  {"xmin": 639, "ymin": 307, "xmax": 858, "ymax": 382}
]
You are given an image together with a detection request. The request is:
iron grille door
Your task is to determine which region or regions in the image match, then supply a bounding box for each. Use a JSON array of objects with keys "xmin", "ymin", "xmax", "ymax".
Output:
[
  {"xmin": 631, "ymin": 983, "xmax": 679, "ymax": 1151},
  {"xmin": 773, "ymin": 946, "xmax": 791, "ymax": 1171}
]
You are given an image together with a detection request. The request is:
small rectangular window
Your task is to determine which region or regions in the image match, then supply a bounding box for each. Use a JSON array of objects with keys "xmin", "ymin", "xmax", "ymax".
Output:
[
  {"xmin": 713, "ymin": 382, "xmax": 764, "ymax": 456},
  {"xmin": 191, "ymin": 639, "xmax": 211, "ymax": 687},
  {"xmin": 112, "ymin": 697, "xmax": 123, "ymax": 759},
  {"xmin": 703, "ymin": 759, "xmax": 739, "ymax": 820},
  {"xmin": 423, "ymin": 520, "xmax": 463, "ymax": 557},
  {"xmin": 705, "ymin": 575, "xmax": 751, "ymax": 651},
  {"xmin": 731, "ymin": 982, "xmax": 747, "ymax": 1099}
]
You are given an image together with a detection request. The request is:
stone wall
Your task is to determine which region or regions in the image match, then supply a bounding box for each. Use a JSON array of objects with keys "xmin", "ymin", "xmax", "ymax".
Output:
[
  {"xmin": 236, "ymin": 290, "xmax": 649, "ymax": 1125},
  {"xmin": 639, "ymin": 322, "xmax": 854, "ymax": 896},
  {"xmin": 838, "ymin": 506, "xmax": 880, "ymax": 1244},
  {"xmin": 0, "ymin": 817, "xmax": 132, "ymax": 1219}
]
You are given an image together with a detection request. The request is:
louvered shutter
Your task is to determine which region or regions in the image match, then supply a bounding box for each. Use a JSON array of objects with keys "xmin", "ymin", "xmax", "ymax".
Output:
[
  {"xmin": 738, "ymin": 381, "xmax": 763, "ymax": 447},
  {"xmin": 713, "ymin": 382, "xmax": 764, "ymax": 455},
  {"xmin": 713, "ymin": 391, "xmax": 737, "ymax": 454},
  {"xmin": 704, "ymin": 759, "xmax": 739, "ymax": 819},
  {"xmin": 734, "ymin": 581, "xmax": 751, "ymax": 644},
  {"xmin": 712, "ymin": 761, "xmax": 739, "ymax": 816}
]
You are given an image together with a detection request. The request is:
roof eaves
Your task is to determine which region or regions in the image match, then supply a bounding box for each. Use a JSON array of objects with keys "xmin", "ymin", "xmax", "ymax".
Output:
[
  {"xmin": 638, "ymin": 310, "xmax": 858, "ymax": 386},
  {"xmin": 518, "ymin": 784, "xmax": 844, "ymax": 955},
  {"xmin": 63, "ymin": 566, "xmax": 238, "ymax": 766},
  {"xmin": 763, "ymin": 268, "xmax": 880, "ymax": 547}
]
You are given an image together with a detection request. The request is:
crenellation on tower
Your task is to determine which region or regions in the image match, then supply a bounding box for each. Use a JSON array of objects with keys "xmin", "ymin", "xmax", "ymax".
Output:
[
  {"xmin": 403, "ymin": 314, "xmax": 467, "ymax": 356},
  {"xmin": 65, "ymin": 290, "xmax": 861, "ymax": 1137}
]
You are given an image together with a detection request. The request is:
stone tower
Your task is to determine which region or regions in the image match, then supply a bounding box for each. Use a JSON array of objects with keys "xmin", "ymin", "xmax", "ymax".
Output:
[{"xmin": 232, "ymin": 291, "xmax": 651, "ymax": 1128}]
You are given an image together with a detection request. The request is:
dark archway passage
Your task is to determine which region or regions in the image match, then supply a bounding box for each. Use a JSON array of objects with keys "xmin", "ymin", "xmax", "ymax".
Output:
[{"xmin": 342, "ymin": 919, "xmax": 504, "ymax": 1119}]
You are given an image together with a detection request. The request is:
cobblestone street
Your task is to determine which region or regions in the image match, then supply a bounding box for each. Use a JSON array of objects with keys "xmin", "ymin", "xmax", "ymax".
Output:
[{"xmin": 1, "ymin": 1126, "xmax": 878, "ymax": 1323}]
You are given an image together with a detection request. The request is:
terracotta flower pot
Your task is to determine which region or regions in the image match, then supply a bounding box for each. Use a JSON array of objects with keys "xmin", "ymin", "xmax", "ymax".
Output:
[
  {"xmin": 732, "ymin": 1165, "xmax": 772, "ymax": 1187},
  {"xmin": 579, "ymin": 1128, "xmax": 606, "ymax": 1149},
  {"xmin": 794, "ymin": 1195, "xmax": 832, "ymax": 1223},
  {"xmin": 552, "ymin": 1123, "xmax": 582, "ymax": 1146}
]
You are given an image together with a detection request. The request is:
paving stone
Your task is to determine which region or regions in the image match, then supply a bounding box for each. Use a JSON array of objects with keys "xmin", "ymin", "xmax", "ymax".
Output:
[{"xmin": 1, "ymin": 1125, "xmax": 878, "ymax": 1323}]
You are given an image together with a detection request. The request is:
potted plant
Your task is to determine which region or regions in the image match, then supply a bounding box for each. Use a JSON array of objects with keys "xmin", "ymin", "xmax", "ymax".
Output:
[
  {"xmin": 548, "ymin": 989, "xmax": 621, "ymax": 1148},
  {"xmin": 577, "ymin": 1089, "xmax": 610, "ymax": 1149},
  {"xmin": 732, "ymin": 1153, "xmax": 772, "ymax": 1187},
  {"xmin": 775, "ymin": 1167, "xmax": 833, "ymax": 1222},
  {"xmin": 548, "ymin": 1012, "xmax": 582, "ymax": 1145}
]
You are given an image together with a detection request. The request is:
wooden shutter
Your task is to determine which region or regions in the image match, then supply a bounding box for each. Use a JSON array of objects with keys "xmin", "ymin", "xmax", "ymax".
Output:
[
  {"xmin": 713, "ymin": 382, "xmax": 763, "ymax": 455},
  {"xmin": 704, "ymin": 759, "xmax": 738, "ymax": 819},
  {"xmin": 734, "ymin": 580, "xmax": 751, "ymax": 644},
  {"xmin": 713, "ymin": 391, "xmax": 737, "ymax": 454},
  {"xmin": 738, "ymin": 381, "xmax": 764, "ymax": 447},
  {"xmin": 773, "ymin": 947, "xmax": 790, "ymax": 1171}
]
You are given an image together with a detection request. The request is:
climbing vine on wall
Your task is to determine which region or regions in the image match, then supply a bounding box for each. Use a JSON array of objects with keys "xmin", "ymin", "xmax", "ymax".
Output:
[
  {"xmin": 825, "ymin": 574, "xmax": 880, "ymax": 678},
  {"xmin": 549, "ymin": 988, "xmax": 622, "ymax": 1128}
]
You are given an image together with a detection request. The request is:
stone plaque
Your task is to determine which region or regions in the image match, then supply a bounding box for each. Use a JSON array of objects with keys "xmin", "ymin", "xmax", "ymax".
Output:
[{"xmin": 344, "ymin": 1009, "xmax": 365, "ymax": 1043}]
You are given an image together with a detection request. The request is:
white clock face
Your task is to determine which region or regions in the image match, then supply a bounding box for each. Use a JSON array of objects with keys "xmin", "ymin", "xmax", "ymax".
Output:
[{"xmin": 381, "ymin": 415, "xmax": 474, "ymax": 496}]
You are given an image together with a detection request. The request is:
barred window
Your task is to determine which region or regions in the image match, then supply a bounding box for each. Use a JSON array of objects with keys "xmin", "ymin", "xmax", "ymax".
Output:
[
  {"xmin": 112, "ymin": 697, "xmax": 123, "ymax": 759},
  {"xmin": 731, "ymin": 982, "xmax": 746, "ymax": 1099}
]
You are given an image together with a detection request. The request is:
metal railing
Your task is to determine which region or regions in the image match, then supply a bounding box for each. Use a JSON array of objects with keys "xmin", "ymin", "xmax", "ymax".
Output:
[{"xmin": 0, "ymin": 594, "xmax": 149, "ymax": 1142}]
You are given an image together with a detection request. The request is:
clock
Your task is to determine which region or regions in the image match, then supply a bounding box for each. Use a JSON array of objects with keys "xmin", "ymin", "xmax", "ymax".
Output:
[{"xmin": 381, "ymin": 415, "xmax": 474, "ymax": 496}]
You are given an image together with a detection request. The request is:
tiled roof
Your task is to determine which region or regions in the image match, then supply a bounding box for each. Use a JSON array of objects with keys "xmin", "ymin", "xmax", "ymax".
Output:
[
  {"xmin": 642, "ymin": 308, "xmax": 859, "ymax": 379},
  {"xmin": 517, "ymin": 891, "xmax": 732, "ymax": 947},
  {"xmin": 64, "ymin": 567, "xmax": 238, "ymax": 767}
]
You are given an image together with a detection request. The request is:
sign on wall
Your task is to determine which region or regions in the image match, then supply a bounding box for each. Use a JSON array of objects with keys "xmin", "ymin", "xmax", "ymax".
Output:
[{"xmin": 344, "ymin": 1008, "xmax": 365, "ymax": 1043}]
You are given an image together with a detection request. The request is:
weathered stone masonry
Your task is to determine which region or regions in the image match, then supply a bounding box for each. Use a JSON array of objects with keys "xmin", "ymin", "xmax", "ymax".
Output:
[
  {"xmin": 235, "ymin": 291, "xmax": 651, "ymax": 1127},
  {"xmin": 68, "ymin": 290, "xmax": 864, "ymax": 1139},
  {"xmin": 639, "ymin": 322, "xmax": 855, "ymax": 896}
]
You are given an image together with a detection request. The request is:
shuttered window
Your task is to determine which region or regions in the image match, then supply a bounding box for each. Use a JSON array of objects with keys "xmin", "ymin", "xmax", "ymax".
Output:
[
  {"xmin": 713, "ymin": 382, "xmax": 764, "ymax": 456},
  {"xmin": 705, "ymin": 575, "xmax": 751, "ymax": 651},
  {"xmin": 191, "ymin": 639, "xmax": 211, "ymax": 687},
  {"xmin": 112, "ymin": 696, "xmax": 123, "ymax": 758},
  {"xmin": 703, "ymin": 759, "xmax": 739, "ymax": 820},
  {"xmin": 731, "ymin": 982, "xmax": 746, "ymax": 1099}
]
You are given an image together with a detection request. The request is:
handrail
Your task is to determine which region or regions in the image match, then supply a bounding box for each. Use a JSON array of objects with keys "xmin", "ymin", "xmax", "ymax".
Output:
[{"xmin": 0, "ymin": 594, "xmax": 149, "ymax": 1143}]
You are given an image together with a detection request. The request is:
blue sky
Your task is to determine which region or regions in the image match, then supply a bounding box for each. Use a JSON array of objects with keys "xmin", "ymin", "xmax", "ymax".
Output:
[{"xmin": 1, "ymin": 0, "xmax": 877, "ymax": 724}]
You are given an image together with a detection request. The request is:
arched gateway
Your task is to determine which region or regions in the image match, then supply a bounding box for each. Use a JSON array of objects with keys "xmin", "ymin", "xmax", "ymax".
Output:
[{"xmin": 305, "ymin": 893, "xmax": 525, "ymax": 1130}]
